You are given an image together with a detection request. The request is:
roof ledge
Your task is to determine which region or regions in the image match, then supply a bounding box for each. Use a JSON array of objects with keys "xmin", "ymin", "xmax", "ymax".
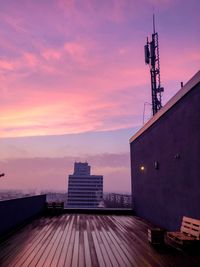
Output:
[{"xmin": 129, "ymin": 70, "xmax": 200, "ymax": 144}]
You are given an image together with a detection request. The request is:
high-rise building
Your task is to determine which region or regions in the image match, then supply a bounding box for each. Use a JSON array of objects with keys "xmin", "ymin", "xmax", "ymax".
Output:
[{"xmin": 67, "ymin": 162, "xmax": 103, "ymax": 208}]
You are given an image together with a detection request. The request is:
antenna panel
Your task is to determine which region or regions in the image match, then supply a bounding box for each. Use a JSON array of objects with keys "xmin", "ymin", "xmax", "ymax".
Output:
[{"xmin": 144, "ymin": 44, "xmax": 150, "ymax": 64}]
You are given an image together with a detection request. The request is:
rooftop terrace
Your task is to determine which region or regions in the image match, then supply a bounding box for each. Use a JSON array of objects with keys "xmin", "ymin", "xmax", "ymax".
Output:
[{"xmin": 1, "ymin": 213, "xmax": 200, "ymax": 267}]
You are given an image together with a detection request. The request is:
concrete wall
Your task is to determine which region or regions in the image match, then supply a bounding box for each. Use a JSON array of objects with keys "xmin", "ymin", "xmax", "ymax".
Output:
[
  {"xmin": 0, "ymin": 195, "xmax": 46, "ymax": 236},
  {"xmin": 130, "ymin": 82, "xmax": 200, "ymax": 230}
]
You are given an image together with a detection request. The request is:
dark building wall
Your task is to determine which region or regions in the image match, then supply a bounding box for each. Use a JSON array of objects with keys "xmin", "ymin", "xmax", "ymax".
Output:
[
  {"xmin": 130, "ymin": 82, "xmax": 200, "ymax": 230},
  {"xmin": 0, "ymin": 195, "xmax": 46, "ymax": 236}
]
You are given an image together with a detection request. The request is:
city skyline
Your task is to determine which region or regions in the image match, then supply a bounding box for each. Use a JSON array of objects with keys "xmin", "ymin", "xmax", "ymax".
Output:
[{"xmin": 0, "ymin": 0, "xmax": 199, "ymax": 192}]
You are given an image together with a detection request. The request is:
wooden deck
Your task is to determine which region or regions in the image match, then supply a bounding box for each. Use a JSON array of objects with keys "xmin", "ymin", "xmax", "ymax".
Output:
[{"xmin": 0, "ymin": 214, "xmax": 200, "ymax": 267}]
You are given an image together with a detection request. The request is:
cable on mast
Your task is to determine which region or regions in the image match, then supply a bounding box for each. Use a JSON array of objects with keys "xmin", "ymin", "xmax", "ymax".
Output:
[{"xmin": 144, "ymin": 15, "xmax": 164, "ymax": 115}]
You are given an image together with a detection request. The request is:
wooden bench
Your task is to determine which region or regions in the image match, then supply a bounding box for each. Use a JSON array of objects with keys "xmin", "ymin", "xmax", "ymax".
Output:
[
  {"xmin": 46, "ymin": 202, "xmax": 64, "ymax": 214},
  {"xmin": 166, "ymin": 216, "xmax": 200, "ymax": 249}
]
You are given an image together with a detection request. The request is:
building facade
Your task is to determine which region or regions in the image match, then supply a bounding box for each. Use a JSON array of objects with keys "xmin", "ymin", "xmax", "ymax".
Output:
[
  {"xmin": 67, "ymin": 162, "xmax": 103, "ymax": 208},
  {"xmin": 130, "ymin": 71, "xmax": 200, "ymax": 230}
]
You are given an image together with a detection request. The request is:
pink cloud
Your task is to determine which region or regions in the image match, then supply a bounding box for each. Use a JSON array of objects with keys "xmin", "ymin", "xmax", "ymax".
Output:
[
  {"xmin": 161, "ymin": 45, "xmax": 200, "ymax": 83},
  {"xmin": 0, "ymin": 12, "xmax": 27, "ymax": 33},
  {"xmin": 2, "ymin": 40, "xmax": 198, "ymax": 138},
  {"xmin": 64, "ymin": 42, "xmax": 85, "ymax": 56},
  {"xmin": 1, "ymin": 42, "xmax": 198, "ymax": 138},
  {"xmin": 58, "ymin": 0, "xmax": 174, "ymax": 27},
  {"xmin": 0, "ymin": 59, "xmax": 16, "ymax": 71},
  {"xmin": 42, "ymin": 49, "xmax": 61, "ymax": 61},
  {"xmin": 0, "ymin": 0, "xmax": 199, "ymax": 195},
  {"xmin": 187, "ymin": 51, "xmax": 200, "ymax": 62},
  {"xmin": 23, "ymin": 52, "xmax": 38, "ymax": 67},
  {"xmin": 0, "ymin": 0, "xmax": 199, "ymax": 138},
  {"xmin": 0, "ymin": 153, "xmax": 131, "ymax": 192},
  {"xmin": 0, "ymin": 52, "xmax": 39, "ymax": 73}
]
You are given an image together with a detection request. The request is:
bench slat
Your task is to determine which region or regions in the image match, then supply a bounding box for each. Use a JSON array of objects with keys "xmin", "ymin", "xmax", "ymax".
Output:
[
  {"xmin": 180, "ymin": 216, "xmax": 200, "ymax": 239},
  {"xmin": 166, "ymin": 216, "xmax": 200, "ymax": 248},
  {"xmin": 182, "ymin": 216, "xmax": 200, "ymax": 226}
]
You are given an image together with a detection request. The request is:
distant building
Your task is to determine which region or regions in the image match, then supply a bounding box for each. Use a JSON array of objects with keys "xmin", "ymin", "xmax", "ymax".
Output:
[
  {"xmin": 130, "ymin": 71, "xmax": 200, "ymax": 230},
  {"xmin": 67, "ymin": 162, "xmax": 103, "ymax": 208},
  {"xmin": 104, "ymin": 193, "xmax": 131, "ymax": 208}
]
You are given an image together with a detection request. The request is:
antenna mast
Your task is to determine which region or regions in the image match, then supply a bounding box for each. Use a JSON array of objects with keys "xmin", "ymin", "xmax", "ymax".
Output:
[{"xmin": 144, "ymin": 15, "xmax": 164, "ymax": 115}]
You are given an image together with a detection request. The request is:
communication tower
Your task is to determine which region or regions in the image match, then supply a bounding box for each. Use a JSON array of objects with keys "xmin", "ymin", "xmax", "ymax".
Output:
[{"xmin": 144, "ymin": 15, "xmax": 164, "ymax": 115}]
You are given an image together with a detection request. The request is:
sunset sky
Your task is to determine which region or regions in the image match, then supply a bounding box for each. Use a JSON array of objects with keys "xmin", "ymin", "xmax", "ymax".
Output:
[{"xmin": 0, "ymin": 0, "xmax": 199, "ymax": 192}]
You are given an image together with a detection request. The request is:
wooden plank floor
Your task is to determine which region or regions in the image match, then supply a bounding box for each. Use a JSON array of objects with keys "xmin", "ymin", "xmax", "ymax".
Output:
[{"xmin": 0, "ymin": 214, "xmax": 200, "ymax": 267}]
